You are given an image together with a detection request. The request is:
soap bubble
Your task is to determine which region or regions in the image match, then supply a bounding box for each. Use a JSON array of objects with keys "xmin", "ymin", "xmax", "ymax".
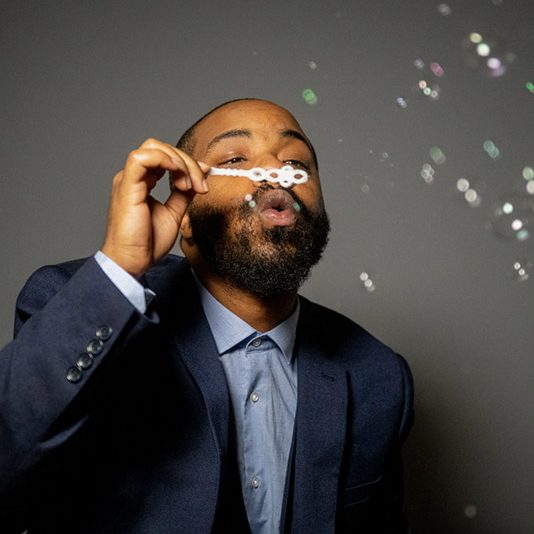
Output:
[
  {"xmin": 359, "ymin": 272, "xmax": 376, "ymax": 292},
  {"xmin": 421, "ymin": 163, "xmax": 436, "ymax": 184},
  {"xmin": 396, "ymin": 96, "xmax": 408, "ymax": 108},
  {"xmin": 527, "ymin": 182, "xmax": 534, "ymax": 195},
  {"xmin": 464, "ymin": 189, "xmax": 481, "ymax": 206},
  {"xmin": 437, "ymin": 3, "xmax": 452, "ymax": 16},
  {"xmin": 430, "ymin": 62, "xmax": 445, "ymax": 77},
  {"xmin": 414, "ymin": 79, "xmax": 441, "ymax": 101},
  {"xmin": 489, "ymin": 193, "xmax": 533, "ymax": 241},
  {"xmin": 456, "ymin": 178, "xmax": 471, "ymax": 192},
  {"xmin": 414, "ymin": 58, "xmax": 425, "ymax": 70},
  {"xmin": 512, "ymin": 260, "xmax": 532, "ymax": 282},
  {"xmin": 455, "ymin": 177, "xmax": 482, "ymax": 207},
  {"xmin": 527, "ymin": 81, "xmax": 534, "ymax": 94},
  {"xmin": 308, "ymin": 61, "xmax": 317, "ymax": 70},
  {"xmin": 463, "ymin": 32, "xmax": 512, "ymax": 78},
  {"xmin": 523, "ymin": 167, "xmax": 534, "ymax": 181},
  {"xmin": 483, "ymin": 139, "xmax": 501, "ymax": 160},
  {"xmin": 464, "ymin": 504, "xmax": 478, "ymax": 519},
  {"xmin": 429, "ymin": 146, "xmax": 446, "ymax": 165},
  {"xmin": 302, "ymin": 88, "xmax": 318, "ymax": 105}
]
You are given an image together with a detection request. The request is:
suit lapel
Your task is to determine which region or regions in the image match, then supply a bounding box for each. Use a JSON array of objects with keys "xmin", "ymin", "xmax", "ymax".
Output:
[
  {"xmin": 145, "ymin": 259, "xmax": 231, "ymax": 470},
  {"xmin": 284, "ymin": 299, "xmax": 348, "ymax": 534}
]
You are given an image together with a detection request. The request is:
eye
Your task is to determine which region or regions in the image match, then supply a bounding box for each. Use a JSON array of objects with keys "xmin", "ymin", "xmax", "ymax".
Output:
[
  {"xmin": 220, "ymin": 156, "xmax": 246, "ymax": 166},
  {"xmin": 284, "ymin": 159, "xmax": 309, "ymax": 170}
]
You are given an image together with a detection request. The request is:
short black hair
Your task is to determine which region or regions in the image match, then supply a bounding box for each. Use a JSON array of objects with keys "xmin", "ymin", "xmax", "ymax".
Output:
[{"xmin": 175, "ymin": 98, "xmax": 318, "ymax": 169}]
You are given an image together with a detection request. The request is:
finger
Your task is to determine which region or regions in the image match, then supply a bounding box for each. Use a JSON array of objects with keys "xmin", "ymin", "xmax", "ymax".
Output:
[
  {"xmin": 167, "ymin": 147, "xmax": 210, "ymax": 194},
  {"xmin": 135, "ymin": 138, "xmax": 210, "ymax": 194},
  {"xmin": 122, "ymin": 148, "xmax": 187, "ymax": 188}
]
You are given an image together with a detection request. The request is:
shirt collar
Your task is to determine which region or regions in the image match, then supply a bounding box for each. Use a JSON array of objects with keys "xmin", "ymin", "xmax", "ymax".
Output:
[{"xmin": 193, "ymin": 271, "xmax": 299, "ymax": 363}]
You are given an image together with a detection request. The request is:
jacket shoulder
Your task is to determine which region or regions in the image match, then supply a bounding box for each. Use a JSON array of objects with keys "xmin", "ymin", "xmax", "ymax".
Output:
[{"xmin": 299, "ymin": 296, "xmax": 410, "ymax": 370}]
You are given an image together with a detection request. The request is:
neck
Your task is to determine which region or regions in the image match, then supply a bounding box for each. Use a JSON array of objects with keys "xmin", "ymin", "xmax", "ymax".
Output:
[{"xmin": 193, "ymin": 265, "xmax": 297, "ymax": 332}]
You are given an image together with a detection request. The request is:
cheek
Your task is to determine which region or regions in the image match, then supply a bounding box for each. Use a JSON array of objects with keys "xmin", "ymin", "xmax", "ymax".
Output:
[{"xmin": 295, "ymin": 182, "xmax": 324, "ymax": 211}]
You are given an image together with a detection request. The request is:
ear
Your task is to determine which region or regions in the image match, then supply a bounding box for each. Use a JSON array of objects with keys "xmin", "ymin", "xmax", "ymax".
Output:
[{"xmin": 179, "ymin": 212, "xmax": 193, "ymax": 240}]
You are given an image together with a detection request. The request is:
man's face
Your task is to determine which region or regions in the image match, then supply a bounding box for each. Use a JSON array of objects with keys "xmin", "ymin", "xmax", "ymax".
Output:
[{"xmin": 184, "ymin": 99, "xmax": 330, "ymax": 297}]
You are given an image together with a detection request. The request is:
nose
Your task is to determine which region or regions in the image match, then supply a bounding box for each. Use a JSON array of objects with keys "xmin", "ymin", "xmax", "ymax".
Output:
[{"xmin": 254, "ymin": 155, "xmax": 284, "ymax": 170}]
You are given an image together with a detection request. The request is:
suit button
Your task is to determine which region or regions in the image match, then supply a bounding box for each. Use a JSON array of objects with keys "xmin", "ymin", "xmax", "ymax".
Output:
[
  {"xmin": 96, "ymin": 325, "xmax": 113, "ymax": 341},
  {"xmin": 86, "ymin": 339, "xmax": 104, "ymax": 356},
  {"xmin": 76, "ymin": 353, "xmax": 94, "ymax": 370},
  {"xmin": 66, "ymin": 366, "xmax": 83, "ymax": 383}
]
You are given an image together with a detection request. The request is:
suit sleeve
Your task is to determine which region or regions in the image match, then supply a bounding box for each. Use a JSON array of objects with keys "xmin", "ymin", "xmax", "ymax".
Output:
[{"xmin": 0, "ymin": 257, "xmax": 159, "ymax": 496}]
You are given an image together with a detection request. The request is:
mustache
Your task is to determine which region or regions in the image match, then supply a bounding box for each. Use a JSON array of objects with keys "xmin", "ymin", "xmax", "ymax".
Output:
[{"xmin": 252, "ymin": 183, "xmax": 305, "ymax": 210}]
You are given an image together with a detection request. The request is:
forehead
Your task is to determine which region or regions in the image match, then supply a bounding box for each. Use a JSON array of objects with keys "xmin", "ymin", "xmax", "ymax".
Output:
[{"xmin": 192, "ymin": 100, "xmax": 306, "ymax": 152}]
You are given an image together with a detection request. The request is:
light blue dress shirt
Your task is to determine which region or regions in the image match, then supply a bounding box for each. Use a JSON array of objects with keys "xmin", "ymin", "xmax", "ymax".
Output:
[
  {"xmin": 196, "ymin": 281, "xmax": 299, "ymax": 534},
  {"xmin": 94, "ymin": 252, "xmax": 299, "ymax": 533}
]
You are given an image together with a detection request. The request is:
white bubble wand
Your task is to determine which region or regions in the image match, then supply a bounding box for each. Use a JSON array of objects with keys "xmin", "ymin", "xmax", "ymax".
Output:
[{"xmin": 209, "ymin": 165, "xmax": 308, "ymax": 188}]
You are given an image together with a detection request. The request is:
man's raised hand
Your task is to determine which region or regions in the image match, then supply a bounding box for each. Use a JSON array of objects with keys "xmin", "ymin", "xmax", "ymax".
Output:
[{"xmin": 102, "ymin": 138, "xmax": 209, "ymax": 277}]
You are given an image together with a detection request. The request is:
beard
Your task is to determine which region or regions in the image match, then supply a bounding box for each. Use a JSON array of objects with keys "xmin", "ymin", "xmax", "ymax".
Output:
[{"xmin": 187, "ymin": 185, "xmax": 330, "ymax": 297}]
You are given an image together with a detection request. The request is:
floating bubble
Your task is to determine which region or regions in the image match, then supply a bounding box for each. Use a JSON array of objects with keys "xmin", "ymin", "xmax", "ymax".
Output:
[
  {"xmin": 464, "ymin": 504, "xmax": 477, "ymax": 519},
  {"xmin": 293, "ymin": 202, "xmax": 301, "ymax": 212},
  {"xmin": 430, "ymin": 146, "xmax": 446, "ymax": 165},
  {"xmin": 308, "ymin": 60, "xmax": 317, "ymax": 70},
  {"xmin": 302, "ymin": 88, "xmax": 318, "ymax": 105},
  {"xmin": 463, "ymin": 32, "xmax": 511, "ymax": 78},
  {"xmin": 430, "ymin": 62, "xmax": 445, "ymax": 77},
  {"xmin": 523, "ymin": 167, "xmax": 534, "ymax": 181},
  {"xmin": 483, "ymin": 139, "xmax": 501, "ymax": 159},
  {"xmin": 527, "ymin": 81, "xmax": 534, "ymax": 94},
  {"xmin": 421, "ymin": 163, "xmax": 435, "ymax": 184},
  {"xmin": 477, "ymin": 43, "xmax": 491, "ymax": 57},
  {"xmin": 512, "ymin": 260, "xmax": 532, "ymax": 282},
  {"xmin": 527, "ymin": 181, "xmax": 534, "ymax": 195},
  {"xmin": 359, "ymin": 272, "xmax": 376, "ymax": 292},
  {"xmin": 457, "ymin": 178, "xmax": 470, "ymax": 192},
  {"xmin": 396, "ymin": 96, "xmax": 408, "ymax": 108},
  {"xmin": 465, "ymin": 189, "xmax": 481, "ymax": 207},
  {"xmin": 415, "ymin": 79, "xmax": 441, "ymax": 101},
  {"xmin": 414, "ymin": 58, "xmax": 425, "ymax": 70},
  {"xmin": 437, "ymin": 3, "xmax": 452, "ymax": 16},
  {"xmin": 361, "ymin": 184, "xmax": 370, "ymax": 193},
  {"xmin": 248, "ymin": 200, "xmax": 256, "ymax": 209},
  {"xmin": 489, "ymin": 193, "xmax": 533, "ymax": 241},
  {"xmin": 245, "ymin": 194, "xmax": 253, "ymax": 202}
]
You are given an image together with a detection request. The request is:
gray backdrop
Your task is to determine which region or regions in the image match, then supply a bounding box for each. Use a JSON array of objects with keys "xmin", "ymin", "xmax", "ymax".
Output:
[{"xmin": 1, "ymin": 1, "xmax": 533, "ymax": 532}]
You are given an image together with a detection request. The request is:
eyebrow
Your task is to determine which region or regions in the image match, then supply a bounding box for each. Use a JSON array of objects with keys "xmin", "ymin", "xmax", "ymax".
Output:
[
  {"xmin": 205, "ymin": 127, "xmax": 315, "ymax": 157},
  {"xmin": 206, "ymin": 129, "xmax": 251, "ymax": 152}
]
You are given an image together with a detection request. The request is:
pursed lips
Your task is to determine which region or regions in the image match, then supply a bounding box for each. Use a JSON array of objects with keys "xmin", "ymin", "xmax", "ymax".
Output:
[{"xmin": 255, "ymin": 189, "xmax": 300, "ymax": 227}]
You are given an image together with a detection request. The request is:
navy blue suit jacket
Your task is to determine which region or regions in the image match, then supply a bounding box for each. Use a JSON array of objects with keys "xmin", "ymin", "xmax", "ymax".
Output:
[{"xmin": 0, "ymin": 255, "xmax": 413, "ymax": 533}]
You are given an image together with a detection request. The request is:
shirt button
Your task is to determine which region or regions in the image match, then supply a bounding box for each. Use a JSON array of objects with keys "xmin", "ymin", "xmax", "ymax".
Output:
[
  {"xmin": 251, "ymin": 476, "xmax": 260, "ymax": 489},
  {"xmin": 252, "ymin": 338, "xmax": 262, "ymax": 347},
  {"xmin": 86, "ymin": 339, "xmax": 104, "ymax": 356},
  {"xmin": 96, "ymin": 325, "xmax": 113, "ymax": 341},
  {"xmin": 250, "ymin": 392, "xmax": 260, "ymax": 403}
]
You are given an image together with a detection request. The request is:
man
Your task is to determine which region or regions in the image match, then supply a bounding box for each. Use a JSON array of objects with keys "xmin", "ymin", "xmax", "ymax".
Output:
[{"xmin": 0, "ymin": 99, "xmax": 414, "ymax": 533}]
